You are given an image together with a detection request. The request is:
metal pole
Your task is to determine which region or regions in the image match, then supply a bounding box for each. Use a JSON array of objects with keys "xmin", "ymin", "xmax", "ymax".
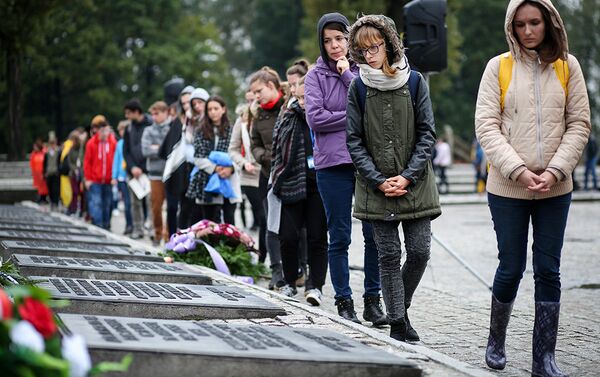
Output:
[{"xmin": 431, "ymin": 232, "xmax": 492, "ymax": 291}]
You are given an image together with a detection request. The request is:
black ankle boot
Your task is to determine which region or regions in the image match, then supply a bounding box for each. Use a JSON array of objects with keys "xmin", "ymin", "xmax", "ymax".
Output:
[
  {"xmin": 485, "ymin": 295, "xmax": 515, "ymax": 370},
  {"xmin": 389, "ymin": 319, "xmax": 407, "ymax": 341},
  {"xmin": 404, "ymin": 310, "xmax": 420, "ymax": 342},
  {"xmin": 363, "ymin": 296, "xmax": 388, "ymax": 327},
  {"xmin": 532, "ymin": 302, "xmax": 568, "ymax": 377},
  {"xmin": 335, "ymin": 297, "xmax": 361, "ymax": 324}
]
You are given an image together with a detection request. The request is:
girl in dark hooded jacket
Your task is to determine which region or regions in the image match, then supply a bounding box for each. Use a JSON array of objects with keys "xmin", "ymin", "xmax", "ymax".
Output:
[{"xmin": 346, "ymin": 15, "xmax": 441, "ymax": 342}]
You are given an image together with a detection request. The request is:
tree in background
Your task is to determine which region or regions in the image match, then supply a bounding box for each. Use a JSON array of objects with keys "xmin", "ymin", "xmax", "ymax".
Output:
[
  {"xmin": 0, "ymin": 0, "xmax": 238, "ymax": 157},
  {"xmin": 1, "ymin": 1, "xmax": 598, "ymax": 157},
  {"xmin": 0, "ymin": 0, "xmax": 64, "ymax": 160},
  {"xmin": 248, "ymin": 0, "xmax": 303, "ymax": 77}
]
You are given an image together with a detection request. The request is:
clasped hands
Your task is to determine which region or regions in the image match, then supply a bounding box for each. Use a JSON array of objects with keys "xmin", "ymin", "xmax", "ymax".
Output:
[
  {"xmin": 517, "ymin": 169, "xmax": 557, "ymax": 193},
  {"xmin": 378, "ymin": 175, "xmax": 411, "ymax": 197}
]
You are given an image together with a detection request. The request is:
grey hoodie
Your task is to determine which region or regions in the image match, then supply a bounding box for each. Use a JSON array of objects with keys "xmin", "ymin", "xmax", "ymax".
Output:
[{"xmin": 141, "ymin": 120, "xmax": 171, "ymax": 179}]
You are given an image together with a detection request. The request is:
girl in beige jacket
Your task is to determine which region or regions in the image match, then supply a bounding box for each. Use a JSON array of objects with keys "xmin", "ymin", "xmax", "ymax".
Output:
[{"xmin": 475, "ymin": 0, "xmax": 590, "ymax": 376}]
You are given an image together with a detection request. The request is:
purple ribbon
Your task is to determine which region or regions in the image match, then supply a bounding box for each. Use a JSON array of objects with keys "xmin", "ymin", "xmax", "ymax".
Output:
[{"xmin": 199, "ymin": 240, "xmax": 231, "ymax": 276}]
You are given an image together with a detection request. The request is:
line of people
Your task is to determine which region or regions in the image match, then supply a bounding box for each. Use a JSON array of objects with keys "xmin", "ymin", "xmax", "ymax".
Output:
[{"xmin": 29, "ymin": 4, "xmax": 591, "ymax": 375}]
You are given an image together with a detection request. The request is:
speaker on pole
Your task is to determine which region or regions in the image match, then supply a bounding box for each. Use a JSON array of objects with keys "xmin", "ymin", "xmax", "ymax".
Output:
[
  {"xmin": 164, "ymin": 78, "xmax": 185, "ymax": 105},
  {"xmin": 403, "ymin": 0, "xmax": 447, "ymax": 73}
]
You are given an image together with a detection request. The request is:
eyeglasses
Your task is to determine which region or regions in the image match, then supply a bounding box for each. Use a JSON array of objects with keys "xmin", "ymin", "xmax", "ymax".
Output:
[{"xmin": 358, "ymin": 42, "xmax": 384, "ymax": 57}]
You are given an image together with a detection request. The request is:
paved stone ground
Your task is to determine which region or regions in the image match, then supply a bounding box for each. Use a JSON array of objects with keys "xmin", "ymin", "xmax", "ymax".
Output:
[
  {"xmin": 319, "ymin": 201, "xmax": 600, "ymax": 377},
  {"xmin": 99, "ymin": 185, "xmax": 599, "ymax": 376}
]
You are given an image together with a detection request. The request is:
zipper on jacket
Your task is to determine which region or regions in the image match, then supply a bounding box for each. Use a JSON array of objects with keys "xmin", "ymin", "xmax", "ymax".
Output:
[{"xmin": 534, "ymin": 55, "xmax": 544, "ymax": 169}]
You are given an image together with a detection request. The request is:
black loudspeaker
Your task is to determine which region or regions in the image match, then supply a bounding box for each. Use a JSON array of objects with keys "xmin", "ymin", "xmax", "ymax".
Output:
[
  {"xmin": 404, "ymin": 0, "xmax": 447, "ymax": 72},
  {"xmin": 164, "ymin": 78, "xmax": 185, "ymax": 105}
]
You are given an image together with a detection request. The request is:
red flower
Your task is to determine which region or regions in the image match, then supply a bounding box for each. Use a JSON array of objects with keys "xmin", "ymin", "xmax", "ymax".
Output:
[
  {"xmin": 0, "ymin": 289, "xmax": 12, "ymax": 320},
  {"xmin": 18, "ymin": 297, "xmax": 57, "ymax": 338}
]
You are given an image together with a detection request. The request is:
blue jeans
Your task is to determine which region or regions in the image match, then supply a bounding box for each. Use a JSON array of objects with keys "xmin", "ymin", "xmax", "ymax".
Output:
[
  {"xmin": 117, "ymin": 181, "xmax": 132, "ymax": 228},
  {"xmin": 584, "ymin": 156, "xmax": 598, "ymax": 189},
  {"xmin": 488, "ymin": 192, "xmax": 571, "ymax": 303},
  {"xmin": 88, "ymin": 183, "xmax": 113, "ymax": 229},
  {"xmin": 316, "ymin": 164, "xmax": 381, "ymax": 300}
]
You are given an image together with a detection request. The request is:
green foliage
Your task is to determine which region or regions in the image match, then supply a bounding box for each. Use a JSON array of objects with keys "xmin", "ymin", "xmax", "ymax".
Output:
[
  {"xmin": 299, "ymin": 0, "xmax": 386, "ymax": 62},
  {"xmin": 430, "ymin": 0, "xmax": 506, "ymax": 139},
  {"xmin": 0, "ymin": 0, "xmax": 239, "ymax": 151},
  {"xmin": 89, "ymin": 354, "xmax": 133, "ymax": 376},
  {"xmin": 249, "ymin": 0, "xmax": 304, "ymax": 77},
  {"xmin": 165, "ymin": 241, "xmax": 267, "ymax": 280},
  {"xmin": 0, "ymin": 259, "xmax": 33, "ymax": 286}
]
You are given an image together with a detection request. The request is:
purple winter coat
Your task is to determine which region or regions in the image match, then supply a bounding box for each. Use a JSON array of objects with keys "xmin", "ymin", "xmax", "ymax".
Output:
[{"xmin": 305, "ymin": 56, "xmax": 358, "ymax": 170}]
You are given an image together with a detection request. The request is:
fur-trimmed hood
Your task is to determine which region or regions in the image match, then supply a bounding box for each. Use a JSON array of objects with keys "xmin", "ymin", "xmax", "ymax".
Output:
[{"xmin": 348, "ymin": 15, "xmax": 404, "ymax": 65}]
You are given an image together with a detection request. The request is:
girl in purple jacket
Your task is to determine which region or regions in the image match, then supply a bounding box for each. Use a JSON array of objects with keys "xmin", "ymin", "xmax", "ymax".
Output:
[{"xmin": 304, "ymin": 12, "xmax": 386, "ymax": 326}]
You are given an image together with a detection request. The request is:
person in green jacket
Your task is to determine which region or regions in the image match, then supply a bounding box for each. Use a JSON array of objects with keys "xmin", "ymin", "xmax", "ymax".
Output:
[{"xmin": 346, "ymin": 15, "xmax": 441, "ymax": 342}]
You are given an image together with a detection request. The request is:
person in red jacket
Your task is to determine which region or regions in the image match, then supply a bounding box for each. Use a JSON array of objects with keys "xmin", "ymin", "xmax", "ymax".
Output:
[{"xmin": 84, "ymin": 116, "xmax": 117, "ymax": 229}]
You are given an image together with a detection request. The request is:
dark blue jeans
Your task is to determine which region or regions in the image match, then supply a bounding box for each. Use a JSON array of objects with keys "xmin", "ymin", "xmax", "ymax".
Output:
[
  {"xmin": 316, "ymin": 164, "xmax": 381, "ymax": 300},
  {"xmin": 116, "ymin": 181, "xmax": 132, "ymax": 228},
  {"xmin": 488, "ymin": 192, "xmax": 571, "ymax": 303},
  {"xmin": 88, "ymin": 183, "xmax": 113, "ymax": 229}
]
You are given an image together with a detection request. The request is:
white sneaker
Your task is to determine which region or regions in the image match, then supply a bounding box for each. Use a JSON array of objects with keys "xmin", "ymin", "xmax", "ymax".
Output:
[
  {"xmin": 305, "ymin": 288, "xmax": 322, "ymax": 306},
  {"xmin": 279, "ymin": 285, "xmax": 297, "ymax": 297}
]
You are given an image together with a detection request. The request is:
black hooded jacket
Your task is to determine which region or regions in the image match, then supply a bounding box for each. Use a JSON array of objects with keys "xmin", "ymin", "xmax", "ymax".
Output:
[
  {"xmin": 123, "ymin": 114, "xmax": 152, "ymax": 175},
  {"xmin": 317, "ymin": 12, "xmax": 350, "ymax": 63}
]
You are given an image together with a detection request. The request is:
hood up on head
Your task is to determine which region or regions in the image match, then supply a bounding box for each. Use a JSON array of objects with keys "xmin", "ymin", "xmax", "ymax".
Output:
[
  {"xmin": 348, "ymin": 14, "xmax": 404, "ymax": 66},
  {"xmin": 504, "ymin": 0, "xmax": 568, "ymax": 60},
  {"xmin": 317, "ymin": 12, "xmax": 350, "ymax": 63}
]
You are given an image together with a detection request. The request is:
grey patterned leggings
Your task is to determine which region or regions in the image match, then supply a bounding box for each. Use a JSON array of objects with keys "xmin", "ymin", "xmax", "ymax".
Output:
[{"xmin": 371, "ymin": 217, "xmax": 431, "ymax": 323}]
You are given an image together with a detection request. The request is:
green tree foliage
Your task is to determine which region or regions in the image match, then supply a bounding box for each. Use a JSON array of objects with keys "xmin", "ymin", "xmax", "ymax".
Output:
[
  {"xmin": 430, "ymin": 0, "xmax": 506, "ymax": 140},
  {"xmin": 0, "ymin": 0, "xmax": 238, "ymax": 154},
  {"xmin": 248, "ymin": 0, "xmax": 304, "ymax": 77},
  {"xmin": 299, "ymin": 0, "xmax": 386, "ymax": 62},
  {"xmin": 0, "ymin": 0, "xmax": 65, "ymax": 159},
  {"xmin": 558, "ymin": 0, "xmax": 600, "ymax": 129}
]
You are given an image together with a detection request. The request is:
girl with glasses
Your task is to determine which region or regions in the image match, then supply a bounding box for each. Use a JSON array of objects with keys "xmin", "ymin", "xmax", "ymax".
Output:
[{"xmin": 346, "ymin": 15, "xmax": 441, "ymax": 341}]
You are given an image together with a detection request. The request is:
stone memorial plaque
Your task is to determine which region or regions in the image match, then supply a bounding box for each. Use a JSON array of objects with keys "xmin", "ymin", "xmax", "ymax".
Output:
[
  {"xmin": 0, "ymin": 230, "xmax": 127, "ymax": 246},
  {"xmin": 0, "ymin": 222, "xmax": 103, "ymax": 237},
  {"xmin": 59, "ymin": 314, "xmax": 420, "ymax": 377},
  {"xmin": 12, "ymin": 254, "xmax": 212, "ymax": 285},
  {"xmin": 1, "ymin": 240, "xmax": 159, "ymax": 261},
  {"xmin": 0, "ymin": 211, "xmax": 55, "ymax": 220},
  {"xmin": 0, "ymin": 217, "xmax": 82, "ymax": 228},
  {"xmin": 36, "ymin": 276, "xmax": 285, "ymax": 319}
]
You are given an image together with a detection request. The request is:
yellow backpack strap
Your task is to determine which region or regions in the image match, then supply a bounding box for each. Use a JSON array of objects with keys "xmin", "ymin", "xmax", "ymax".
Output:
[
  {"xmin": 498, "ymin": 52, "xmax": 513, "ymax": 112},
  {"xmin": 552, "ymin": 58, "xmax": 569, "ymax": 98}
]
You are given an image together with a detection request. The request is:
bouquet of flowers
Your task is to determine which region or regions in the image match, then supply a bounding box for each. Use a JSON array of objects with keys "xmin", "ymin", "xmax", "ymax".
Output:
[
  {"xmin": 0, "ymin": 284, "xmax": 130, "ymax": 377},
  {"xmin": 163, "ymin": 220, "xmax": 266, "ymax": 282}
]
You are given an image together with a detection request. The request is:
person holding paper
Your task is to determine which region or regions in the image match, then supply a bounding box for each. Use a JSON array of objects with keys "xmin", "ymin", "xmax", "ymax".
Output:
[{"xmin": 123, "ymin": 99, "xmax": 153, "ymax": 239}]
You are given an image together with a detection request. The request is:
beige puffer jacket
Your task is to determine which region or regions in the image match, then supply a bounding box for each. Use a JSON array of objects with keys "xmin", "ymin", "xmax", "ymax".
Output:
[{"xmin": 475, "ymin": 0, "xmax": 591, "ymax": 200}]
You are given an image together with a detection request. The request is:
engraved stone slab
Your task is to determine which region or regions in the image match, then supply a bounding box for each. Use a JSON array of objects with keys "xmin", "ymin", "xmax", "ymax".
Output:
[
  {"xmin": 36, "ymin": 277, "xmax": 285, "ymax": 319},
  {"xmin": 12, "ymin": 254, "xmax": 212, "ymax": 285},
  {"xmin": 0, "ymin": 222, "xmax": 103, "ymax": 237},
  {"xmin": 59, "ymin": 314, "xmax": 420, "ymax": 377},
  {"xmin": 1, "ymin": 240, "xmax": 159, "ymax": 261},
  {"xmin": 0, "ymin": 230, "xmax": 127, "ymax": 246},
  {"xmin": 0, "ymin": 217, "xmax": 81, "ymax": 228},
  {"xmin": 0, "ymin": 211, "xmax": 57, "ymax": 220}
]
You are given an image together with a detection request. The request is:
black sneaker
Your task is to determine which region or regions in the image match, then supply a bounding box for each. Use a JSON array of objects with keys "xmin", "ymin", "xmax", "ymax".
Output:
[
  {"xmin": 363, "ymin": 296, "xmax": 388, "ymax": 327},
  {"xmin": 335, "ymin": 297, "xmax": 361, "ymax": 324},
  {"xmin": 123, "ymin": 226, "xmax": 133, "ymax": 235}
]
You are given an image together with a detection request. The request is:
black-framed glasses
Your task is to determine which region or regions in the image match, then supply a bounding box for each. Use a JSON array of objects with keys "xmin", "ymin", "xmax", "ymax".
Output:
[{"xmin": 358, "ymin": 42, "xmax": 384, "ymax": 57}]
